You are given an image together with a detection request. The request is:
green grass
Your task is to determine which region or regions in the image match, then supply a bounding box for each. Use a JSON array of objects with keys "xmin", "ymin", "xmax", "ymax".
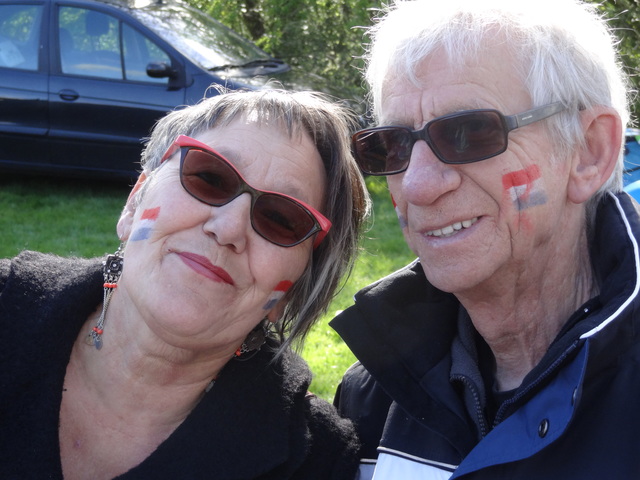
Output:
[
  {"xmin": 0, "ymin": 174, "xmax": 414, "ymax": 401},
  {"xmin": 302, "ymin": 177, "xmax": 415, "ymax": 399},
  {"xmin": 0, "ymin": 175, "xmax": 131, "ymax": 257}
]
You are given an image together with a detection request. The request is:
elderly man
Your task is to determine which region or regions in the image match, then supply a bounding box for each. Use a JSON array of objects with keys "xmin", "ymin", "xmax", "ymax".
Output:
[{"xmin": 332, "ymin": 0, "xmax": 640, "ymax": 478}]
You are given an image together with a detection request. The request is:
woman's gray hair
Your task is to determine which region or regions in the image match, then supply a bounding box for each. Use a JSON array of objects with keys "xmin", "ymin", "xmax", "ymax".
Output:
[
  {"xmin": 139, "ymin": 89, "xmax": 370, "ymax": 348},
  {"xmin": 364, "ymin": 0, "xmax": 630, "ymax": 223}
]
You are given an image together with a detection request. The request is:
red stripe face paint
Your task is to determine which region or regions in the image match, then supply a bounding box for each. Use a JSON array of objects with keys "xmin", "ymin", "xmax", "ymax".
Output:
[
  {"xmin": 391, "ymin": 194, "xmax": 408, "ymax": 229},
  {"xmin": 130, "ymin": 207, "xmax": 161, "ymax": 241},
  {"xmin": 262, "ymin": 280, "xmax": 293, "ymax": 310},
  {"xmin": 502, "ymin": 165, "xmax": 547, "ymax": 211}
]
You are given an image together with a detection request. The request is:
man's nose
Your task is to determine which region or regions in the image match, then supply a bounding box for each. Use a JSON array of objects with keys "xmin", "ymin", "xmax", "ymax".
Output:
[{"xmin": 397, "ymin": 140, "xmax": 462, "ymax": 206}]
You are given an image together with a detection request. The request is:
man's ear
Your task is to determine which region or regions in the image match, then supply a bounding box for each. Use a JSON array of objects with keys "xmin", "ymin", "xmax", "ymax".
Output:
[
  {"xmin": 567, "ymin": 106, "xmax": 622, "ymax": 204},
  {"xmin": 117, "ymin": 172, "xmax": 147, "ymax": 241}
]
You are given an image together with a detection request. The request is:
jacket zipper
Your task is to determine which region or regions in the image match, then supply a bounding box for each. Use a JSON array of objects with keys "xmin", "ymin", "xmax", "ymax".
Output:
[{"xmin": 450, "ymin": 374, "xmax": 489, "ymax": 437}]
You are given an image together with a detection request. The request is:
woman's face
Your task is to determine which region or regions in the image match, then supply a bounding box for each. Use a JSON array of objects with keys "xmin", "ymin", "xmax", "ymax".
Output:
[{"xmin": 116, "ymin": 119, "xmax": 327, "ymax": 355}]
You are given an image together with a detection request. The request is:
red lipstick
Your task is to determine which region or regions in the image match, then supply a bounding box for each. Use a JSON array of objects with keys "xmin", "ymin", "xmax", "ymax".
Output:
[{"xmin": 177, "ymin": 252, "xmax": 234, "ymax": 285}]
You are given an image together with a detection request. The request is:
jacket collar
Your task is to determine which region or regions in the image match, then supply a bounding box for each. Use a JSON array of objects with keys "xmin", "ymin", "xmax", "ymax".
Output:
[{"xmin": 332, "ymin": 192, "xmax": 640, "ymax": 452}]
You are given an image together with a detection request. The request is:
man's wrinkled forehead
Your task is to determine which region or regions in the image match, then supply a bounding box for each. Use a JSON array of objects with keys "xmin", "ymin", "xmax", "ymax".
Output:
[
  {"xmin": 378, "ymin": 45, "xmax": 522, "ymax": 127},
  {"xmin": 375, "ymin": 27, "xmax": 523, "ymax": 109}
]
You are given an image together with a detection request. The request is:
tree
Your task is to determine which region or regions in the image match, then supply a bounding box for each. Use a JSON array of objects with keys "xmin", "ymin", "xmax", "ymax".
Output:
[
  {"xmin": 192, "ymin": 0, "xmax": 640, "ymax": 119},
  {"xmin": 596, "ymin": 0, "xmax": 640, "ymax": 120},
  {"xmin": 191, "ymin": 0, "xmax": 382, "ymax": 110}
]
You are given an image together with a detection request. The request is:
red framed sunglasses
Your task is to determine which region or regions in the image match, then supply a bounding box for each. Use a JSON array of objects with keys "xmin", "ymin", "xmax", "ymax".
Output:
[{"xmin": 160, "ymin": 135, "xmax": 331, "ymax": 248}]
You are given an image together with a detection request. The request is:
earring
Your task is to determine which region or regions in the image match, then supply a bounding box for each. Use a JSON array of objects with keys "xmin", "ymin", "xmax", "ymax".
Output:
[
  {"xmin": 234, "ymin": 319, "xmax": 270, "ymax": 361},
  {"xmin": 86, "ymin": 244, "xmax": 124, "ymax": 350}
]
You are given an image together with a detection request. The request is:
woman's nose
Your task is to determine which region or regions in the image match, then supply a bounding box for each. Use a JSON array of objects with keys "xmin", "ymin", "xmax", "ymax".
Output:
[
  {"xmin": 203, "ymin": 193, "xmax": 253, "ymax": 252},
  {"xmin": 395, "ymin": 140, "xmax": 462, "ymax": 206}
]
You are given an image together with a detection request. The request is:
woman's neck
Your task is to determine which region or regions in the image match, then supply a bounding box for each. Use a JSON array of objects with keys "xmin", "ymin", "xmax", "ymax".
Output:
[{"xmin": 59, "ymin": 310, "xmax": 228, "ymax": 480}]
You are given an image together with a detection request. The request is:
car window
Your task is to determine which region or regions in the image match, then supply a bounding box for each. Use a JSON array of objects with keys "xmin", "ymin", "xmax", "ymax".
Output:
[
  {"xmin": 59, "ymin": 7, "xmax": 122, "ymax": 79},
  {"xmin": 122, "ymin": 23, "xmax": 169, "ymax": 83},
  {"xmin": 0, "ymin": 4, "xmax": 43, "ymax": 71},
  {"xmin": 58, "ymin": 6, "xmax": 168, "ymax": 83},
  {"xmin": 128, "ymin": 3, "xmax": 269, "ymax": 71}
]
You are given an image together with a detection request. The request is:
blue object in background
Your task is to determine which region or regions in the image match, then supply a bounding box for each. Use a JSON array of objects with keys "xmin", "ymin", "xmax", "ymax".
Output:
[
  {"xmin": 625, "ymin": 179, "xmax": 640, "ymax": 202},
  {"xmin": 623, "ymin": 128, "xmax": 640, "ymax": 201}
]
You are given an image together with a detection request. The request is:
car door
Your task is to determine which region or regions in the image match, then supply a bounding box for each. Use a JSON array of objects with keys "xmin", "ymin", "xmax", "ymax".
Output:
[
  {"xmin": 48, "ymin": 2, "xmax": 186, "ymax": 178},
  {"xmin": 0, "ymin": 1, "xmax": 49, "ymax": 170}
]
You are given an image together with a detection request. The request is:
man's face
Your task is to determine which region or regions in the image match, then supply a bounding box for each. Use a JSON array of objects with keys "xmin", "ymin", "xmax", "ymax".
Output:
[{"xmin": 382, "ymin": 46, "xmax": 576, "ymax": 296}]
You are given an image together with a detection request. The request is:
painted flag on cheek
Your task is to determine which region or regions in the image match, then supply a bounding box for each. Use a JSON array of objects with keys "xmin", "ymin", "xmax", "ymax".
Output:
[
  {"xmin": 263, "ymin": 280, "xmax": 293, "ymax": 310},
  {"xmin": 130, "ymin": 207, "xmax": 161, "ymax": 241},
  {"xmin": 391, "ymin": 194, "xmax": 408, "ymax": 229},
  {"xmin": 502, "ymin": 165, "xmax": 548, "ymax": 211}
]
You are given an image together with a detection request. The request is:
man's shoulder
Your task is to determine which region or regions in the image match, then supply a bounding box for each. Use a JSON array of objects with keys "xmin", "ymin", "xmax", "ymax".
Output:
[
  {"xmin": 335, "ymin": 361, "xmax": 393, "ymax": 416},
  {"xmin": 334, "ymin": 362, "xmax": 392, "ymax": 460},
  {"xmin": 354, "ymin": 258, "xmax": 423, "ymax": 299}
]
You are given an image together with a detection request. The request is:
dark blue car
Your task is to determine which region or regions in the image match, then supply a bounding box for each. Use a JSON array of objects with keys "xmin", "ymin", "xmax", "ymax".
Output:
[{"xmin": 0, "ymin": 0, "xmax": 328, "ymax": 180}]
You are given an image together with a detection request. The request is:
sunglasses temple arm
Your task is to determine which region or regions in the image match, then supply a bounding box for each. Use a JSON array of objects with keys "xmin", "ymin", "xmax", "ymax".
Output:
[
  {"xmin": 506, "ymin": 102, "xmax": 566, "ymax": 131},
  {"xmin": 161, "ymin": 142, "xmax": 180, "ymax": 163},
  {"xmin": 312, "ymin": 231, "xmax": 326, "ymax": 249},
  {"xmin": 312, "ymin": 216, "xmax": 332, "ymax": 248}
]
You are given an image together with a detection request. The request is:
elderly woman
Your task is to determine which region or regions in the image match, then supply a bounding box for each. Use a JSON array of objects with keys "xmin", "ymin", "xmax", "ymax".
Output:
[{"xmin": 0, "ymin": 89, "xmax": 369, "ymax": 479}]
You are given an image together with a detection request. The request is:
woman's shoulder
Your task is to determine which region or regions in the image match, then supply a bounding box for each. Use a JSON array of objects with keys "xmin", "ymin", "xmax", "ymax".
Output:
[
  {"xmin": 285, "ymin": 391, "xmax": 360, "ymax": 479},
  {"xmin": 0, "ymin": 251, "xmax": 104, "ymax": 336},
  {"xmin": 276, "ymin": 349, "xmax": 361, "ymax": 479},
  {"xmin": 305, "ymin": 390, "xmax": 360, "ymax": 447},
  {"xmin": 0, "ymin": 257, "xmax": 9, "ymax": 291},
  {"xmin": 186, "ymin": 346, "xmax": 360, "ymax": 479},
  {"xmin": 6, "ymin": 249, "xmax": 98, "ymax": 272},
  {"xmin": 0, "ymin": 251, "xmax": 61, "ymax": 294},
  {"xmin": 0, "ymin": 250, "xmax": 102, "ymax": 291}
]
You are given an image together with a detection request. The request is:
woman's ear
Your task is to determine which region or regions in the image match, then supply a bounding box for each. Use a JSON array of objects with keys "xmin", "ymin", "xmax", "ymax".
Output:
[
  {"xmin": 567, "ymin": 106, "xmax": 622, "ymax": 204},
  {"xmin": 266, "ymin": 296, "xmax": 288, "ymax": 324},
  {"xmin": 117, "ymin": 172, "xmax": 147, "ymax": 241}
]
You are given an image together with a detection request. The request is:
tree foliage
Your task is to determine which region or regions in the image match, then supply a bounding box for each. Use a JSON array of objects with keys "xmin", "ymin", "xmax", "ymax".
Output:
[
  {"xmin": 596, "ymin": 0, "xmax": 640, "ymax": 119},
  {"xmin": 191, "ymin": 0, "xmax": 382, "ymax": 108},
  {"xmin": 191, "ymin": 0, "xmax": 640, "ymax": 119}
]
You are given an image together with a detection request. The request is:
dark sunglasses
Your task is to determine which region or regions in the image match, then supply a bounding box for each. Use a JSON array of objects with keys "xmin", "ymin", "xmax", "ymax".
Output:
[
  {"xmin": 352, "ymin": 102, "xmax": 565, "ymax": 175},
  {"xmin": 161, "ymin": 135, "xmax": 331, "ymax": 248}
]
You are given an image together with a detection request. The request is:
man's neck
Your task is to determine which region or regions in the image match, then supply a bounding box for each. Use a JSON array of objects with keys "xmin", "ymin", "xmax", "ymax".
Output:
[{"xmin": 457, "ymin": 230, "xmax": 596, "ymax": 391}]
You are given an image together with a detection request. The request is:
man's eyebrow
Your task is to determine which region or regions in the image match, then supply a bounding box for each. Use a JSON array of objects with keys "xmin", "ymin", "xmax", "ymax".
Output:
[{"xmin": 379, "ymin": 103, "xmax": 490, "ymax": 127}]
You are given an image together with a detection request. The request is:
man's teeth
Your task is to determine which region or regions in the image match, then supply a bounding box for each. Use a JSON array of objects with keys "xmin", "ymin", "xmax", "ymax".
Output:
[{"xmin": 427, "ymin": 218, "xmax": 478, "ymax": 237}]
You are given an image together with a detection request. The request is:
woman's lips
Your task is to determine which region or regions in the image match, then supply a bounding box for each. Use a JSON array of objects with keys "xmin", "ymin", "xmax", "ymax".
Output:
[{"xmin": 177, "ymin": 252, "xmax": 235, "ymax": 285}]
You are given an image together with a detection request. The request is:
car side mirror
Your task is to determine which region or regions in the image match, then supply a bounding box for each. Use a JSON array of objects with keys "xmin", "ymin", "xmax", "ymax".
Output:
[{"xmin": 146, "ymin": 62, "xmax": 177, "ymax": 79}]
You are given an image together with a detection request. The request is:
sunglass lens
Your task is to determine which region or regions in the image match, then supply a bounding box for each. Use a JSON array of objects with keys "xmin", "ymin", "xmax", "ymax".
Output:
[
  {"xmin": 181, "ymin": 149, "xmax": 240, "ymax": 204},
  {"xmin": 353, "ymin": 128, "xmax": 413, "ymax": 175},
  {"xmin": 429, "ymin": 111, "xmax": 508, "ymax": 164},
  {"xmin": 180, "ymin": 147, "xmax": 319, "ymax": 247},
  {"xmin": 253, "ymin": 194, "xmax": 316, "ymax": 246}
]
